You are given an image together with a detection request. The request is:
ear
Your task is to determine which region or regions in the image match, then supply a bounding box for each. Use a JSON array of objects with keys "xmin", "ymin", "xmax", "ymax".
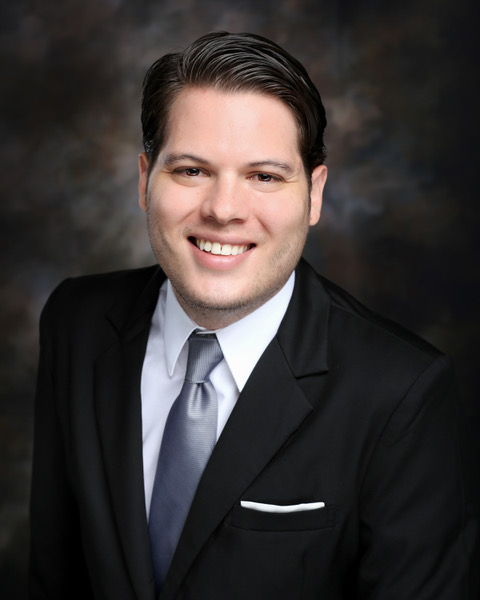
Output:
[
  {"xmin": 309, "ymin": 164, "xmax": 327, "ymax": 226},
  {"xmin": 138, "ymin": 152, "xmax": 150, "ymax": 212}
]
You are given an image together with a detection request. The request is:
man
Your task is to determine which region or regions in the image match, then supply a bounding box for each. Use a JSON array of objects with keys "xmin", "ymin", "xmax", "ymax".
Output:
[{"xmin": 29, "ymin": 31, "xmax": 479, "ymax": 599}]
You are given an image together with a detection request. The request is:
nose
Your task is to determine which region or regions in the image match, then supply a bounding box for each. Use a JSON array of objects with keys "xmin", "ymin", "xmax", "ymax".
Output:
[{"xmin": 200, "ymin": 176, "xmax": 249, "ymax": 224}]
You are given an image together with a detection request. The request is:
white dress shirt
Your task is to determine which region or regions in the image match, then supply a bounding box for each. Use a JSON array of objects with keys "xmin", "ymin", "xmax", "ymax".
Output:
[{"xmin": 141, "ymin": 272, "xmax": 295, "ymax": 516}]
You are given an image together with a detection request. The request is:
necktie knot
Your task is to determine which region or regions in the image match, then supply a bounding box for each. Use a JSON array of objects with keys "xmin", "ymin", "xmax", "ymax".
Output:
[{"xmin": 185, "ymin": 333, "xmax": 223, "ymax": 383}]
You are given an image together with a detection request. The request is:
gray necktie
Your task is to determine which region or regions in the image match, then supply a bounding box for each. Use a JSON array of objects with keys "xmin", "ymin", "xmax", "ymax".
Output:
[{"xmin": 149, "ymin": 332, "xmax": 223, "ymax": 593}]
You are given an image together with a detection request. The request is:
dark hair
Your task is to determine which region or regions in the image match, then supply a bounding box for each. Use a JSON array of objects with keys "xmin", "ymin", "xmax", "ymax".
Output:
[{"xmin": 141, "ymin": 31, "xmax": 327, "ymax": 179}]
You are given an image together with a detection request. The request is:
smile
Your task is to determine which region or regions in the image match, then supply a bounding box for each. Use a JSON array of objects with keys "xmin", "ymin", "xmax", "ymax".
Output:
[{"xmin": 194, "ymin": 238, "xmax": 252, "ymax": 256}]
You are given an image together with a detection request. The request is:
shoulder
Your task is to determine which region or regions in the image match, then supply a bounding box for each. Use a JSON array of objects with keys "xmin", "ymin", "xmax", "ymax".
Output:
[
  {"xmin": 40, "ymin": 265, "xmax": 163, "ymax": 334},
  {"xmin": 324, "ymin": 274, "xmax": 441, "ymax": 362},
  {"xmin": 293, "ymin": 259, "xmax": 447, "ymax": 391},
  {"xmin": 46, "ymin": 265, "xmax": 160, "ymax": 306},
  {"xmin": 300, "ymin": 259, "xmax": 442, "ymax": 361},
  {"xmin": 294, "ymin": 261, "xmax": 458, "ymax": 444}
]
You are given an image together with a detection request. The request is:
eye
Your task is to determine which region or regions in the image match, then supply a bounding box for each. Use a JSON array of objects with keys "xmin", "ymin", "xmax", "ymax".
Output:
[
  {"xmin": 170, "ymin": 165, "xmax": 209, "ymax": 186},
  {"xmin": 252, "ymin": 173, "xmax": 282, "ymax": 183},
  {"xmin": 177, "ymin": 167, "xmax": 202, "ymax": 177}
]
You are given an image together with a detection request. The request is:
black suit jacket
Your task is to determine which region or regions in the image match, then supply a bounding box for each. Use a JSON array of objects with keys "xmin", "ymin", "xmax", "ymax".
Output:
[{"xmin": 29, "ymin": 259, "xmax": 479, "ymax": 599}]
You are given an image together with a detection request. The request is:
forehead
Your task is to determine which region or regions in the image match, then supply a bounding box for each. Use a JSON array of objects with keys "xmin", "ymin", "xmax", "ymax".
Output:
[{"xmin": 162, "ymin": 87, "xmax": 302, "ymax": 161}]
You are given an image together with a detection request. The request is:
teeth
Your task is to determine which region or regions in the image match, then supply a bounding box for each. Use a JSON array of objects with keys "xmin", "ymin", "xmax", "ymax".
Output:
[{"xmin": 195, "ymin": 238, "xmax": 249, "ymax": 256}]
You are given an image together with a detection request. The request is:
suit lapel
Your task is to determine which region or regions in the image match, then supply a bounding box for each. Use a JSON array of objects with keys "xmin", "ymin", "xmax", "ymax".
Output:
[
  {"xmin": 94, "ymin": 266, "xmax": 164, "ymax": 600},
  {"xmin": 276, "ymin": 258, "xmax": 330, "ymax": 378},
  {"xmin": 160, "ymin": 259, "xmax": 331, "ymax": 599}
]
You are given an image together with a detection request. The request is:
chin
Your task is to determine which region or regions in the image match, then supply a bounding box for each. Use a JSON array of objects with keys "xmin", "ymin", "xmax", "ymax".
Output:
[
  {"xmin": 185, "ymin": 293, "xmax": 247, "ymax": 312},
  {"xmin": 179, "ymin": 284, "xmax": 254, "ymax": 311}
]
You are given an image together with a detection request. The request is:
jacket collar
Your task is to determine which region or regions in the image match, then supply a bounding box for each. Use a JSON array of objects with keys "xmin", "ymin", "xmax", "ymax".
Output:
[
  {"xmin": 277, "ymin": 258, "xmax": 330, "ymax": 377},
  {"xmin": 105, "ymin": 265, "xmax": 166, "ymax": 341},
  {"xmin": 103, "ymin": 259, "xmax": 329, "ymax": 371}
]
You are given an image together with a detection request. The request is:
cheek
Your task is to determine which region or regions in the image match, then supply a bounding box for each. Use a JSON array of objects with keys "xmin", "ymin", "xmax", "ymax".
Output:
[
  {"xmin": 147, "ymin": 185, "xmax": 192, "ymax": 225},
  {"xmin": 257, "ymin": 201, "xmax": 310, "ymax": 237}
]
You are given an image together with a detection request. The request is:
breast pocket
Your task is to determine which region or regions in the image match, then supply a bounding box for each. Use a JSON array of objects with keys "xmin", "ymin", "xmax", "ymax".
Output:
[{"xmin": 230, "ymin": 502, "xmax": 336, "ymax": 531}]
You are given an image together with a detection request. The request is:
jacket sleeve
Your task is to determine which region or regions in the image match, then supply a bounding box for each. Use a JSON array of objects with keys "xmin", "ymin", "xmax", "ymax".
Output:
[
  {"xmin": 28, "ymin": 290, "xmax": 94, "ymax": 599},
  {"xmin": 357, "ymin": 355, "xmax": 480, "ymax": 599}
]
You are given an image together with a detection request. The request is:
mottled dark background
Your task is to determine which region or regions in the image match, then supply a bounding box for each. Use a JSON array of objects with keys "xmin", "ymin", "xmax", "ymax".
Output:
[{"xmin": 1, "ymin": 0, "xmax": 479, "ymax": 596}]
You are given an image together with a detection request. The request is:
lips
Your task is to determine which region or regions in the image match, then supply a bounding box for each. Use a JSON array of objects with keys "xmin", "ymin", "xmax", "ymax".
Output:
[{"xmin": 194, "ymin": 238, "xmax": 252, "ymax": 256}]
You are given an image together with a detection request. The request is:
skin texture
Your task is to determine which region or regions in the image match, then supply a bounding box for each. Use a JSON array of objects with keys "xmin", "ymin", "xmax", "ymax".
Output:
[{"xmin": 138, "ymin": 87, "xmax": 327, "ymax": 329}]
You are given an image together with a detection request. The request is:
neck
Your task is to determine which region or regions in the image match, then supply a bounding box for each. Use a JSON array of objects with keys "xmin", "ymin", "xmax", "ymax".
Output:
[
  {"xmin": 173, "ymin": 288, "xmax": 284, "ymax": 331},
  {"xmin": 178, "ymin": 299, "xmax": 262, "ymax": 331}
]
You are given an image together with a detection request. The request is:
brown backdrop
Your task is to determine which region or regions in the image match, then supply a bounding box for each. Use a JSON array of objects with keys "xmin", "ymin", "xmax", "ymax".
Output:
[{"xmin": 1, "ymin": 0, "xmax": 479, "ymax": 596}]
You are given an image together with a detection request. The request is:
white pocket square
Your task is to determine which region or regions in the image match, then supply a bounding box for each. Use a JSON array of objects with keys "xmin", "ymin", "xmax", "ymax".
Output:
[{"xmin": 240, "ymin": 500, "xmax": 325, "ymax": 513}]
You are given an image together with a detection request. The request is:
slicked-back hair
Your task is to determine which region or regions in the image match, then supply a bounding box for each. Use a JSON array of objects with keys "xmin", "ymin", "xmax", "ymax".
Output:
[{"xmin": 141, "ymin": 31, "xmax": 327, "ymax": 180}]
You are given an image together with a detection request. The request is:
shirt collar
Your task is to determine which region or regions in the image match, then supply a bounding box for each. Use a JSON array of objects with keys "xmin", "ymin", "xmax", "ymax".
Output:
[
  {"xmin": 163, "ymin": 282, "xmax": 198, "ymax": 376},
  {"xmin": 162, "ymin": 273, "xmax": 295, "ymax": 390}
]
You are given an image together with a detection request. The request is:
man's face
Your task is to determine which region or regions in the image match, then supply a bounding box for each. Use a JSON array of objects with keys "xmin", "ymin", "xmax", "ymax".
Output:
[{"xmin": 139, "ymin": 87, "xmax": 327, "ymax": 328}]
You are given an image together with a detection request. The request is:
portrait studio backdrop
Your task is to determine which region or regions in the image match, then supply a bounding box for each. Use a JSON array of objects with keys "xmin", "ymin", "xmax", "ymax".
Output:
[{"xmin": 1, "ymin": 0, "xmax": 479, "ymax": 596}]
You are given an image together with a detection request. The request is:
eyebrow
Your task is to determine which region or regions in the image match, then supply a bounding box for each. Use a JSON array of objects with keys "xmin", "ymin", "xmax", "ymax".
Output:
[
  {"xmin": 247, "ymin": 160, "xmax": 295, "ymax": 175},
  {"xmin": 163, "ymin": 153, "xmax": 211, "ymax": 166},
  {"xmin": 163, "ymin": 153, "xmax": 295, "ymax": 175}
]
